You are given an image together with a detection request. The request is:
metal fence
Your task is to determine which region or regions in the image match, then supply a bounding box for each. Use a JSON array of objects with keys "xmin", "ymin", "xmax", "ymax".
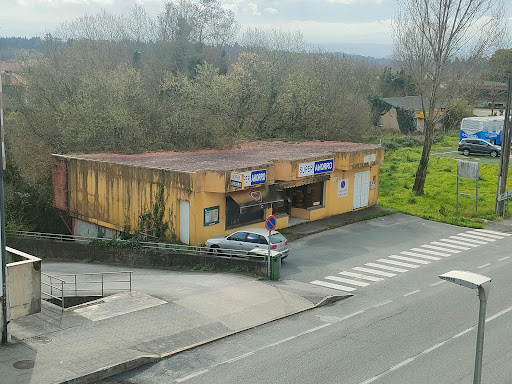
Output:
[
  {"xmin": 41, "ymin": 271, "xmax": 133, "ymax": 310},
  {"xmin": 6, "ymin": 230, "xmax": 249, "ymax": 258}
]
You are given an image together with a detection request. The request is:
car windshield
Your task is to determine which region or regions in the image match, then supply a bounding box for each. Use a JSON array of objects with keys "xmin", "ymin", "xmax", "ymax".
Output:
[{"xmin": 270, "ymin": 233, "xmax": 286, "ymax": 244}]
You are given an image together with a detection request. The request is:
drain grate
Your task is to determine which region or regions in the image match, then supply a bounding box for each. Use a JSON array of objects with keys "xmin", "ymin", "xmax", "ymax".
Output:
[
  {"xmin": 13, "ymin": 360, "xmax": 35, "ymax": 369},
  {"xmin": 25, "ymin": 336, "xmax": 52, "ymax": 344}
]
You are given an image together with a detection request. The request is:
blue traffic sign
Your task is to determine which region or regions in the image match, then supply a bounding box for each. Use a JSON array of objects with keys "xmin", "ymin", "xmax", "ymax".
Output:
[{"xmin": 265, "ymin": 215, "xmax": 277, "ymax": 231}]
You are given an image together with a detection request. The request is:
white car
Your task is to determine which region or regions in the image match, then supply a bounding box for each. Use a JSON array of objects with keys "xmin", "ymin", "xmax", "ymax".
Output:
[{"xmin": 205, "ymin": 227, "xmax": 289, "ymax": 259}]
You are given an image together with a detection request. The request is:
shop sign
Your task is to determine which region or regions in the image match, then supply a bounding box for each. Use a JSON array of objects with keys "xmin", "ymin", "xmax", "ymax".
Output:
[
  {"xmin": 231, "ymin": 169, "xmax": 267, "ymax": 188},
  {"xmin": 297, "ymin": 159, "xmax": 334, "ymax": 178},
  {"xmin": 337, "ymin": 179, "xmax": 349, "ymax": 197},
  {"xmin": 364, "ymin": 154, "xmax": 376, "ymax": 163}
]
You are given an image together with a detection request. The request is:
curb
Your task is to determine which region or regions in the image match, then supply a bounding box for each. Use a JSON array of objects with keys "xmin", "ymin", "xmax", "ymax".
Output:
[{"xmin": 57, "ymin": 293, "xmax": 351, "ymax": 384}]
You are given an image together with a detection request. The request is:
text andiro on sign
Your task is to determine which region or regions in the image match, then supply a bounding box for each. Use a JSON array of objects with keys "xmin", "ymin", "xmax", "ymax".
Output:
[
  {"xmin": 230, "ymin": 169, "xmax": 267, "ymax": 188},
  {"xmin": 297, "ymin": 159, "xmax": 334, "ymax": 178}
]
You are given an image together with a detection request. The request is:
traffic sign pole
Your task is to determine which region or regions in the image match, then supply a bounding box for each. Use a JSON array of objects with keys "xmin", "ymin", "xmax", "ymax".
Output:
[{"xmin": 265, "ymin": 215, "xmax": 277, "ymax": 279}]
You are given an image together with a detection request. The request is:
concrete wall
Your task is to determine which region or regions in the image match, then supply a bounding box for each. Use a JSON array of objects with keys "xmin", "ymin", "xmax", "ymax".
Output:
[
  {"xmin": 6, "ymin": 247, "xmax": 41, "ymax": 320},
  {"xmin": 6, "ymin": 238, "xmax": 268, "ymax": 277}
]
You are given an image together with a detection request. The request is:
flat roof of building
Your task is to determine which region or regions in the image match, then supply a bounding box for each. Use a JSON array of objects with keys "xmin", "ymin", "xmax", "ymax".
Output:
[{"xmin": 58, "ymin": 141, "xmax": 382, "ymax": 172}]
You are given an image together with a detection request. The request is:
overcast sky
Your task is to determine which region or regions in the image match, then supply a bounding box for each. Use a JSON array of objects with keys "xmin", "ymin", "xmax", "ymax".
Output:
[{"xmin": 1, "ymin": 0, "xmax": 511, "ymax": 58}]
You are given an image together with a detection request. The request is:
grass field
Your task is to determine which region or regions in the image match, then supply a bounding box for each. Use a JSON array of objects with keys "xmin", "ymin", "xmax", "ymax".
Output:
[{"xmin": 378, "ymin": 136, "xmax": 512, "ymax": 228}]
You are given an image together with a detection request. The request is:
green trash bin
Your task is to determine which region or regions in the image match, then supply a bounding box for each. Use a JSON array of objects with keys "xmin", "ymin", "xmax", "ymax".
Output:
[{"xmin": 270, "ymin": 252, "xmax": 282, "ymax": 281}]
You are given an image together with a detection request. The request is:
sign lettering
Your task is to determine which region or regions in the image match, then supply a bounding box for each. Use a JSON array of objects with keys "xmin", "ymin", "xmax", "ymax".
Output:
[
  {"xmin": 297, "ymin": 159, "xmax": 334, "ymax": 177},
  {"xmin": 231, "ymin": 170, "xmax": 267, "ymax": 188}
]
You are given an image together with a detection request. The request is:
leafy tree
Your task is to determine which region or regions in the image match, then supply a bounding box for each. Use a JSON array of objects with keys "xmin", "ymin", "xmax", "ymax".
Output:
[
  {"xmin": 393, "ymin": 0, "xmax": 505, "ymax": 194},
  {"xmin": 486, "ymin": 49, "xmax": 512, "ymax": 83}
]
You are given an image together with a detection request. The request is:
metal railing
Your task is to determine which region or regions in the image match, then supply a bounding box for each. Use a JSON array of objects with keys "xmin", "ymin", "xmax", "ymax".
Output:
[
  {"xmin": 41, "ymin": 271, "xmax": 133, "ymax": 310},
  {"xmin": 6, "ymin": 230, "xmax": 251, "ymax": 258}
]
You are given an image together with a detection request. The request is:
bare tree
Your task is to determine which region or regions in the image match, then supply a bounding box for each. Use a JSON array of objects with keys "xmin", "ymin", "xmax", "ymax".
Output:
[{"xmin": 393, "ymin": 0, "xmax": 506, "ymax": 194}]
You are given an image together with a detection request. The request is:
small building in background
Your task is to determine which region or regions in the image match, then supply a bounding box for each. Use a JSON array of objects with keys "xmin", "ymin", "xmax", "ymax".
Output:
[
  {"xmin": 380, "ymin": 95, "xmax": 445, "ymax": 132},
  {"xmin": 52, "ymin": 141, "xmax": 384, "ymax": 245}
]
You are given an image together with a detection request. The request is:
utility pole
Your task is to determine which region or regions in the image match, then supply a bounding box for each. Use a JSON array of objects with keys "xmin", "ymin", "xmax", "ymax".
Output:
[
  {"xmin": 0, "ymin": 36, "xmax": 7, "ymax": 344},
  {"xmin": 495, "ymin": 77, "xmax": 512, "ymax": 216}
]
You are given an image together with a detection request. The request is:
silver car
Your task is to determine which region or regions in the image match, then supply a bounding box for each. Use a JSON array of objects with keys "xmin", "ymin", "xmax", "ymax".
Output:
[{"xmin": 205, "ymin": 227, "xmax": 289, "ymax": 259}]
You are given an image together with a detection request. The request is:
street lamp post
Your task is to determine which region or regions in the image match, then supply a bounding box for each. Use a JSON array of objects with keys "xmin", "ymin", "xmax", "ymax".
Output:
[{"xmin": 439, "ymin": 270, "xmax": 492, "ymax": 384}]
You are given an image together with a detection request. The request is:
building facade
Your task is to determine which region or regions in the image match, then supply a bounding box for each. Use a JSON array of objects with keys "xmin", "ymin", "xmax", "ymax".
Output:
[{"xmin": 52, "ymin": 141, "xmax": 384, "ymax": 245}]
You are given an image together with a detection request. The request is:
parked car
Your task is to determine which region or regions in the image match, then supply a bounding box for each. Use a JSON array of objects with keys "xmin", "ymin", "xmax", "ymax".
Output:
[
  {"xmin": 458, "ymin": 138, "xmax": 501, "ymax": 157},
  {"xmin": 206, "ymin": 228, "xmax": 289, "ymax": 259}
]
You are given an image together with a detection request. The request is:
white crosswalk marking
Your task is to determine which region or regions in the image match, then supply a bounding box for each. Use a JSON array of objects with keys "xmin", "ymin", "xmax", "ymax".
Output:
[
  {"xmin": 338, "ymin": 271, "xmax": 383, "ymax": 282},
  {"xmin": 457, "ymin": 232, "xmax": 495, "ymax": 242},
  {"xmin": 377, "ymin": 259, "xmax": 419, "ymax": 268},
  {"xmin": 421, "ymin": 244, "xmax": 460, "ymax": 253},
  {"xmin": 353, "ymin": 267, "xmax": 396, "ymax": 277},
  {"xmin": 388, "ymin": 255, "xmax": 430, "ymax": 264},
  {"xmin": 449, "ymin": 235, "xmax": 487, "ymax": 245},
  {"xmin": 475, "ymin": 229, "xmax": 511, "ymax": 236},
  {"xmin": 411, "ymin": 247, "xmax": 451, "ymax": 257},
  {"xmin": 310, "ymin": 280, "xmax": 356, "ymax": 292},
  {"xmin": 466, "ymin": 230, "xmax": 504, "ymax": 239},
  {"xmin": 441, "ymin": 238, "xmax": 479, "ymax": 247},
  {"xmin": 400, "ymin": 251, "xmax": 441, "ymax": 260},
  {"xmin": 365, "ymin": 263, "xmax": 408, "ymax": 273},
  {"xmin": 325, "ymin": 276, "xmax": 370, "ymax": 287},
  {"xmin": 431, "ymin": 241, "xmax": 469, "ymax": 250}
]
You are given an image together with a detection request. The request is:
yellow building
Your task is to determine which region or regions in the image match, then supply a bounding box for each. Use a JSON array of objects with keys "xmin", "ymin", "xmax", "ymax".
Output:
[{"xmin": 52, "ymin": 141, "xmax": 384, "ymax": 245}]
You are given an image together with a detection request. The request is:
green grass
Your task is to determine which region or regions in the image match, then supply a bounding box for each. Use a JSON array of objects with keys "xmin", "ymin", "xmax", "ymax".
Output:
[{"xmin": 379, "ymin": 138, "xmax": 512, "ymax": 228}]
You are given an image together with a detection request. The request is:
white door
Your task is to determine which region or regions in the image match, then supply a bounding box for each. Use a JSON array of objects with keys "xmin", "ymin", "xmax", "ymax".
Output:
[
  {"xmin": 179, "ymin": 200, "xmax": 190, "ymax": 244},
  {"xmin": 353, "ymin": 171, "xmax": 370, "ymax": 209}
]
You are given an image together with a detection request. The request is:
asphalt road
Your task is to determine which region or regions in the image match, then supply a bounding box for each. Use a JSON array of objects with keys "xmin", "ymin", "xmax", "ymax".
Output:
[{"xmin": 104, "ymin": 214, "xmax": 512, "ymax": 383}]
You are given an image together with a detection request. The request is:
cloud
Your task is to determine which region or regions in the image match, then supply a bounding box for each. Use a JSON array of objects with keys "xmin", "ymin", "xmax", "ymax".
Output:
[
  {"xmin": 242, "ymin": 18, "xmax": 393, "ymax": 44},
  {"xmin": 265, "ymin": 7, "xmax": 278, "ymax": 15},
  {"xmin": 247, "ymin": 2, "xmax": 261, "ymax": 16},
  {"xmin": 327, "ymin": 0, "xmax": 383, "ymax": 4}
]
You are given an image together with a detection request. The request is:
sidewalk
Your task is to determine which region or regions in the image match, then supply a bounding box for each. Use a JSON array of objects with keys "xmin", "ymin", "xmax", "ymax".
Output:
[
  {"xmin": 2, "ymin": 273, "xmax": 348, "ymax": 384},
  {"xmin": 0, "ymin": 206, "xmax": 391, "ymax": 384}
]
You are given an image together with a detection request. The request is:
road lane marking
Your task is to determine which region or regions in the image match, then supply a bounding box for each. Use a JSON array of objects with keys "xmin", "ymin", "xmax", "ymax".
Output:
[
  {"xmin": 343, "ymin": 310, "xmax": 366, "ymax": 319},
  {"xmin": 475, "ymin": 229, "xmax": 511, "ymax": 236},
  {"xmin": 430, "ymin": 281, "xmax": 445, "ymax": 287},
  {"xmin": 338, "ymin": 271, "xmax": 384, "ymax": 282},
  {"xmin": 400, "ymin": 251, "xmax": 440, "ymax": 260},
  {"xmin": 325, "ymin": 276, "xmax": 370, "ymax": 287},
  {"xmin": 389, "ymin": 255, "xmax": 430, "ymax": 264},
  {"xmin": 267, "ymin": 336, "xmax": 296, "ymax": 348},
  {"xmin": 296, "ymin": 323, "xmax": 332, "ymax": 336},
  {"xmin": 310, "ymin": 280, "xmax": 357, "ymax": 292},
  {"xmin": 358, "ymin": 305, "xmax": 512, "ymax": 384},
  {"xmin": 431, "ymin": 241, "xmax": 469, "ymax": 250},
  {"xmin": 458, "ymin": 232, "xmax": 496, "ymax": 242},
  {"xmin": 377, "ymin": 258, "xmax": 419, "ymax": 268},
  {"xmin": 403, "ymin": 290, "xmax": 420, "ymax": 297},
  {"xmin": 487, "ymin": 305, "xmax": 512, "ymax": 322},
  {"xmin": 421, "ymin": 244, "xmax": 460, "ymax": 253},
  {"xmin": 365, "ymin": 263, "xmax": 408, "ymax": 273},
  {"xmin": 353, "ymin": 267, "xmax": 396, "ymax": 277},
  {"xmin": 373, "ymin": 300, "xmax": 392, "ymax": 308},
  {"xmin": 440, "ymin": 238, "xmax": 479, "ymax": 247},
  {"xmin": 498, "ymin": 256, "xmax": 510, "ymax": 261},
  {"xmin": 467, "ymin": 230, "xmax": 504, "ymax": 239},
  {"xmin": 453, "ymin": 328, "xmax": 473, "ymax": 338},
  {"xmin": 450, "ymin": 236, "xmax": 487, "ymax": 245},
  {"xmin": 422, "ymin": 341, "xmax": 447, "ymax": 354},
  {"xmin": 477, "ymin": 263, "xmax": 491, "ymax": 269},
  {"xmin": 410, "ymin": 247, "xmax": 451, "ymax": 257},
  {"xmin": 176, "ymin": 370, "xmax": 210, "ymax": 382}
]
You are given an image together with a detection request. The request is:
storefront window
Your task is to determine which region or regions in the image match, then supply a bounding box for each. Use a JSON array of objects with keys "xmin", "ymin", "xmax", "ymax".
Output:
[
  {"xmin": 225, "ymin": 197, "xmax": 265, "ymax": 229},
  {"xmin": 288, "ymin": 181, "xmax": 324, "ymax": 209}
]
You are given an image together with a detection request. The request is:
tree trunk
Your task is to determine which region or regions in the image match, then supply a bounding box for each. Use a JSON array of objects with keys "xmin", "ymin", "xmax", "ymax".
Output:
[{"xmin": 412, "ymin": 119, "xmax": 434, "ymax": 194}]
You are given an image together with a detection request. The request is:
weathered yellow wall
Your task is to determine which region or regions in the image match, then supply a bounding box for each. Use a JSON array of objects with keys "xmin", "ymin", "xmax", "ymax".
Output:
[{"xmin": 65, "ymin": 146, "xmax": 383, "ymax": 246}]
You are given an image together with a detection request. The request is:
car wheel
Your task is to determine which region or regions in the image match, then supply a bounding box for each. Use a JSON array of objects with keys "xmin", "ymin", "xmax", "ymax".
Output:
[
  {"xmin": 463, "ymin": 149, "xmax": 470, "ymax": 156},
  {"xmin": 491, "ymin": 150, "xmax": 498, "ymax": 157},
  {"xmin": 209, "ymin": 245, "xmax": 222, "ymax": 255}
]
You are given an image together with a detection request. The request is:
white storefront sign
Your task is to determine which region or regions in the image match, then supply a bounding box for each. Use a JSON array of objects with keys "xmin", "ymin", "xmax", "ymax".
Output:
[
  {"xmin": 231, "ymin": 169, "xmax": 267, "ymax": 188},
  {"xmin": 297, "ymin": 159, "xmax": 334, "ymax": 178},
  {"xmin": 364, "ymin": 154, "xmax": 376, "ymax": 163}
]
